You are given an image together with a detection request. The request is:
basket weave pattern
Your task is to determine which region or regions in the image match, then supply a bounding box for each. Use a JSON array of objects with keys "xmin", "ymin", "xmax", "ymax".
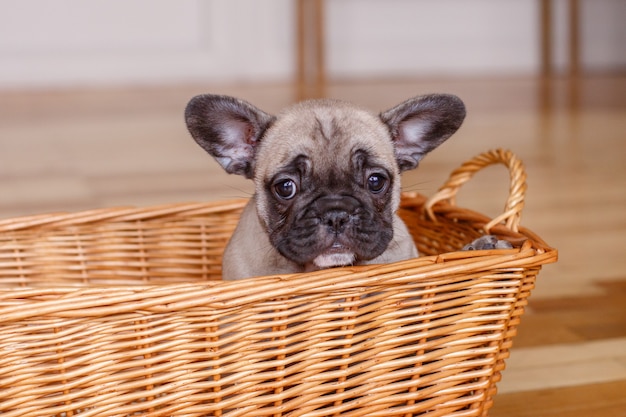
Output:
[{"xmin": 0, "ymin": 150, "xmax": 556, "ymax": 416}]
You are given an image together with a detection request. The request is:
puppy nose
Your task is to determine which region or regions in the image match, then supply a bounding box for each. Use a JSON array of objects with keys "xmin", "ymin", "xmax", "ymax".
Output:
[
  {"xmin": 324, "ymin": 210, "xmax": 350, "ymax": 233},
  {"xmin": 317, "ymin": 196, "xmax": 359, "ymax": 233}
]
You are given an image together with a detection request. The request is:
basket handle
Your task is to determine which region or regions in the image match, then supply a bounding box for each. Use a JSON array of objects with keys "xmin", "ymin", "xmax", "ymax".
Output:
[{"xmin": 424, "ymin": 148, "xmax": 527, "ymax": 233}]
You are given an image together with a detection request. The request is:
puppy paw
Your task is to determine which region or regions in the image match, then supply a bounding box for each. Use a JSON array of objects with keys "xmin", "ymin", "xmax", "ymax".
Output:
[{"xmin": 462, "ymin": 235, "xmax": 513, "ymax": 251}]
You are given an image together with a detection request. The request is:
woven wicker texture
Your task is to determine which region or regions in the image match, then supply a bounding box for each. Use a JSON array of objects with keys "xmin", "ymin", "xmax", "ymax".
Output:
[{"xmin": 0, "ymin": 149, "xmax": 556, "ymax": 416}]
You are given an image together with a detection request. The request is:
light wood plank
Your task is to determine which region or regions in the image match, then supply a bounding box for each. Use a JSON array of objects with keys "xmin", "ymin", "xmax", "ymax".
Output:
[
  {"xmin": 499, "ymin": 338, "xmax": 626, "ymax": 394},
  {"xmin": 491, "ymin": 380, "xmax": 626, "ymax": 417}
]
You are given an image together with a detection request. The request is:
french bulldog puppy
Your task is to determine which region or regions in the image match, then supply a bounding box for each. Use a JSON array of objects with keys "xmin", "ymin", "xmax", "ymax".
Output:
[{"xmin": 185, "ymin": 94, "xmax": 468, "ymax": 280}]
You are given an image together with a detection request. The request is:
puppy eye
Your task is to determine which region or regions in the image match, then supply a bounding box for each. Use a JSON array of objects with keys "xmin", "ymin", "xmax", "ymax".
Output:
[
  {"xmin": 274, "ymin": 179, "xmax": 297, "ymax": 200},
  {"xmin": 367, "ymin": 173, "xmax": 388, "ymax": 194}
]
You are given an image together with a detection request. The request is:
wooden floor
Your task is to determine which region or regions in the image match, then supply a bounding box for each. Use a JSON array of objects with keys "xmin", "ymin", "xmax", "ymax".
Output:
[{"xmin": 1, "ymin": 74, "xmax": 625, "ymax": 416}]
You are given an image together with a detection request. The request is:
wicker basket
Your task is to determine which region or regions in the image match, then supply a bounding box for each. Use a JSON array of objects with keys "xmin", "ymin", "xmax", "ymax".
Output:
[{"xmin": 0, "ymin": 149, "xmax": 556, "ymax": 417}]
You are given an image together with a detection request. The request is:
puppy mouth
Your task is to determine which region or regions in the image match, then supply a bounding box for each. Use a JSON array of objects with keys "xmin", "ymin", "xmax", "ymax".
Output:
[{"xmin": 311, "ymin": 242, "xmax": 355, "ymax": 269}]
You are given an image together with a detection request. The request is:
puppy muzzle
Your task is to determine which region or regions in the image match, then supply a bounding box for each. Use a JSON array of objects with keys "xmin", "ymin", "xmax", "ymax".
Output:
[{"xmin": 310, "ymin": 195, "xmax": 361, "ymax": 268}]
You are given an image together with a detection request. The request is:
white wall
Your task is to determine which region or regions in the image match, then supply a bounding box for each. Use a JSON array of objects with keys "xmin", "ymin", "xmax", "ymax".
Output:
[
  {"xmin": 0, "ymin": 0, "xmax": 623, "ymax": 89},
  {"xmin": 0, "ymin": 0, "xmax": 294, "ymax": 87},
  {"xmin": 327, "ymin": 0, "xmax": 540, "ymax": 77}
]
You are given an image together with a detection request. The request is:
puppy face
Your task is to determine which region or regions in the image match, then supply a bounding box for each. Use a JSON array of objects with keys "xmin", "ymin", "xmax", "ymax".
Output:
[
  {"xmin": 185, "ymin": 94, "xmax": 465, "ymax": 271},
  {"xmin": 253, "ymin": 100, "xmax": 401, "ymax": 268}
]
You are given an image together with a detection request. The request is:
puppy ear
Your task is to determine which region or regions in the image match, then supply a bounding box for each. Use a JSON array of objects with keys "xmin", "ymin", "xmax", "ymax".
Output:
[
  {"xmin": 380, "ymin": 94, "xmax": 466, "ymax": 172},
  {"xmin": 185, "ymin": 94, "xmax": 275, "ymax": 178}
]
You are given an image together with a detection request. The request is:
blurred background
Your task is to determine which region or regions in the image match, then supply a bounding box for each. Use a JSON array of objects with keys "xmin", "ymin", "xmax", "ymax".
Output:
[
  {"xmin": 1, "ymin": 1, "xmax": 625, "ymax": 416},
  {"xmin": 1, "ymin": 0, "xmax": 624, "ymax": 87}
]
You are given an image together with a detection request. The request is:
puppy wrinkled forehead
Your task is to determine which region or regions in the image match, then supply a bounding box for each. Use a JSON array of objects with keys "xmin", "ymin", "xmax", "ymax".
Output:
[{"xmin": 258, "ymin": 99, "xmax": 395, "ymax": 168}]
